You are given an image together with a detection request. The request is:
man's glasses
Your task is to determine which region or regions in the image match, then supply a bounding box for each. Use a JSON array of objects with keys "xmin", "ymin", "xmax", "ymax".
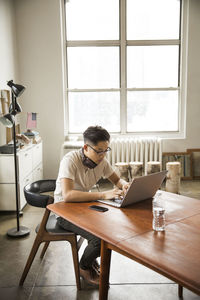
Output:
[{"xmin": 87, "ymin": 144, "xmax": 111, "ymax": 155}]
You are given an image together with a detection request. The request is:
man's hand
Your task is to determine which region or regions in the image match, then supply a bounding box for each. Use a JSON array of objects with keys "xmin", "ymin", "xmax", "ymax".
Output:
[
  {"xmin": 122, "ymin": 182, "xmax": 131, "ymax": 196},
  {"xmin": 102, "ymin": 188, "xmax": 123, "ymax": 200},
  {"xmin": 108, "ymin": 172, "xmax": 133, "ymax": 198}
]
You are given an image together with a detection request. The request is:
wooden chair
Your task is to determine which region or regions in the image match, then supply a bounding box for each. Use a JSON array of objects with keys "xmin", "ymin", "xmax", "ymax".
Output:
[{"xmin": 19, "ymin": 180, "xmax": 84, "ymax": 289}]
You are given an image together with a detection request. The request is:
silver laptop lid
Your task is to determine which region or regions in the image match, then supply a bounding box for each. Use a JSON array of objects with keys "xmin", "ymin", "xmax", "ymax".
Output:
[{"xmin": 120, "ymin": 170, "xmax": 167, "ymax": 207}]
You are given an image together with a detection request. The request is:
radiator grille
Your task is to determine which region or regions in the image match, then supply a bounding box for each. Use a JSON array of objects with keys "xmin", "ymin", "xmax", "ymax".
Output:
[{"xmin": 107, "ymin": 138, "xmax": 162, "ymax": 174}]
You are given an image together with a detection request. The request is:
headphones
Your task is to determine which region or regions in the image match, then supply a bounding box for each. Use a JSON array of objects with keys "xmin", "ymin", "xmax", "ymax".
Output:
[{"xmin": 80, "ymin": 147, "xmax": 97, "ymax": 169}]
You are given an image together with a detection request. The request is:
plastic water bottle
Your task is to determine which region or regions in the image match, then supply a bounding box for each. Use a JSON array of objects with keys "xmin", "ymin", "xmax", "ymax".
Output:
[{"xmin": 152, "ymin": 192, "xmax": 165, "ymax": 231}]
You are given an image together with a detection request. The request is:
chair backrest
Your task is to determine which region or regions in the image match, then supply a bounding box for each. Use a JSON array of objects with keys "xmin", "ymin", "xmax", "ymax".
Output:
[{"xmin": 24, "ymin": 180, "xmax": 56, "ymax": 208}]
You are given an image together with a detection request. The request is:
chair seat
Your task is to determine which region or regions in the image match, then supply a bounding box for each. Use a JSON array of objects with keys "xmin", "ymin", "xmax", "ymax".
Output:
[{"xmin": 36, "ymin": 215, "xmax": 73, "ymax": 234}]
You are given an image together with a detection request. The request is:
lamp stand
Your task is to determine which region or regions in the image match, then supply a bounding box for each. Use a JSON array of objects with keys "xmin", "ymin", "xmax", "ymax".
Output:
[{"xmin": 7, "ymin": 94, "xmax": 30, "ymax": 238}]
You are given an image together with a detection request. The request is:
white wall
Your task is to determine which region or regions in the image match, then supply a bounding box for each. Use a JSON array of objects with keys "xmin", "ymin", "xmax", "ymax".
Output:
[
  {"xmin": 0, "ymin": 0, "xmax": 200, "ymax": 178},
  {"xmin": 0, "ymin": 0, "xmax": 19, "ymax": 145},
  {"xmin": 14, "ymin": 0, "xmax": 65, "ymax": 178},
  {"xmin": 163, "ymin": 0, "xmax": 200, "ymax": 152}
]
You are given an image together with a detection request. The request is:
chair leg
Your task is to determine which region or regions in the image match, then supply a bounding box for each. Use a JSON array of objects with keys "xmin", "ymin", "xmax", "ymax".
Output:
[
  {"xmin": 40, "ymin": 241, "xmax": 50, "ymax": 259},
  {"xmin": 178, "ymin": 284, "xmax": 183, "ymax": 298},
  {"xmin": 19, "ymin": 237, "xmax": 41, "ymax": 286},
  {"xmin": 70, "ymin": 239, "xmax": 81, "ymax": 290},
  {"xmin": 77, "ymin": 236, "xmax": 85, "ymax": 251}
]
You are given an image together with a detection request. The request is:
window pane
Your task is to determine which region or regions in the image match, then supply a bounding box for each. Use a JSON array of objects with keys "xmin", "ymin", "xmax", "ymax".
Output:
[
  {"xmin": 65, "ymin": 0, "xmax": 119, "ymax": 40},
  {"xmin": 127, "ymin": 0, "xmax": 180, "ymax": 40},
  {"xmin": 127, "ymin": 46, "xmax": 179, "ymax": 88},
  {"xmin": 68, "ymin": 92, "xmax": 120, "ymax": 133},
  {"xmin": 67, "ymin": 47, "xmax": 119, "ymax": 89},
  {"xmin": 127, "ymin": 91, "xmax": 178, "ymax": 132}
]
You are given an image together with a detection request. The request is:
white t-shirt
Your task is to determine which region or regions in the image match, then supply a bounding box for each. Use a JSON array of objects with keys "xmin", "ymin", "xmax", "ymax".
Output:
[{"xmin": 54, "ymin": 149, "xmax": 114, "ymax": 203}]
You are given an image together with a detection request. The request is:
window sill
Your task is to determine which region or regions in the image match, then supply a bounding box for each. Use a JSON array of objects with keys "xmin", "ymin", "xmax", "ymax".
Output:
[{"xmin": 64, "ymin": 131, "xmax": 186, "ymax": 145}]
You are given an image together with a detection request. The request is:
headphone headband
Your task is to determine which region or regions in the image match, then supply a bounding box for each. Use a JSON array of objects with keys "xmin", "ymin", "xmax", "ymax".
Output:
[{"xmin": 81, "ymin": 148, "xmax": 97, "ymax": 169}]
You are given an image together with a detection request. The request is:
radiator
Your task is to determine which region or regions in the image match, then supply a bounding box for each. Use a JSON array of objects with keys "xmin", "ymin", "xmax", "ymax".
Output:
[
  {"xmin": 62, "ymin": 138, "xmax": 162, "ymax": 174},
  {"xmin": 107, "ymin": 138, "xmax": 162, "ymax": 174}
]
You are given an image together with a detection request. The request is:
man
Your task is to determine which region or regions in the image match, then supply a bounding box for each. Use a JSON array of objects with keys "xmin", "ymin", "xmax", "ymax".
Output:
[{"xmin": 54, "ymin": 126, "xmax": 129, "ymax": 286}]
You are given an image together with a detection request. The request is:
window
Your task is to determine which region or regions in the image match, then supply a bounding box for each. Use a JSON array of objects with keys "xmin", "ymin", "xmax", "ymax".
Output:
[{"xmin": 64, "ymin": 0, "xmax": 183, "ymax": 135}]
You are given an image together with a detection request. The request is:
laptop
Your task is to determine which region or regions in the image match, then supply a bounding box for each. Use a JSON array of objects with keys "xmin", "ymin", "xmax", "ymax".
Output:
[{"xmin": 97, "ymin": 170, "xmax": 167, "ymax": 208}]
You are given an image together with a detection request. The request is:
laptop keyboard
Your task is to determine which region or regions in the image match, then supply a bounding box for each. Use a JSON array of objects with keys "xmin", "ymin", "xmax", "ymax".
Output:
[
  {"xmin": 114, "ymin": 197, "xmax": 124, "ymax": 203},
  {"xmin": 98, "ymin": 198, "xmax": 123, "ymax": 207}
]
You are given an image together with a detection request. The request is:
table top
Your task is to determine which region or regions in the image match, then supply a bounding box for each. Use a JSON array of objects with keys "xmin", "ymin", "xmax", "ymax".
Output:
[
  {"xmin": 116, "ymin": 213, "xmax": 200, "ymax": 294},
  {"xmin": 47, "ymin": 191, "xmax": 200, "ymax": 294}
]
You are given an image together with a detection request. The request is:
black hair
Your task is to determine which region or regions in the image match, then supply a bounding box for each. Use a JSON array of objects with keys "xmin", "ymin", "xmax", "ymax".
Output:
[{"xmin": 83, "ymin": 126, "xmax": 110, "ymax": 145}]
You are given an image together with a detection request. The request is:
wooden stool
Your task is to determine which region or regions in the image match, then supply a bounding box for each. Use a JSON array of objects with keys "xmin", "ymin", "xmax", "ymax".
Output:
[
  {"xmin": 129, "ymin": 162, "xmax": 143, "ymax": 178},
  {"xmin": 115, "ymin": 162, "xmax": 129, "ymax": 182},
  {"xmin": 166, "ymin": 162, "xmax": 181, "ymax": 194},
  {"xmin": 147, "ymin": 161, "xmax": 161, "ymax": 174}
]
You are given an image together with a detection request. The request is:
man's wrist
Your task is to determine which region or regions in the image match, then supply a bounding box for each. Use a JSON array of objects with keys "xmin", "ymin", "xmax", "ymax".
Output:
[
  {"xmin": 117, "ymin": 179, "xmax": 127, "ymax": 189},
  {"xmin": 100, "ymin": 192, "xmax": 105, "ymax": 200}
]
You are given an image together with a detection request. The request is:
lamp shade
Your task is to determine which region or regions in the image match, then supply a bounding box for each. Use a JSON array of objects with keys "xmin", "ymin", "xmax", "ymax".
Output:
[
  {"xmin": 7, "ymin": 80, "xmax": 25, "ymax": 97},
  {"xmin": 9, "ymin": 100, "xmax": 22, "ymax": 115},
  {"xmin": 0, "ymin": 114, "xmax": 15, "ymax": 128}
]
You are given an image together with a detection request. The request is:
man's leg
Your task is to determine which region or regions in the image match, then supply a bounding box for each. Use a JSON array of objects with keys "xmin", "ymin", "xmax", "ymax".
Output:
[{"xmin": 57, "ymin": 217, "xmax": 101, "ymax": 285}]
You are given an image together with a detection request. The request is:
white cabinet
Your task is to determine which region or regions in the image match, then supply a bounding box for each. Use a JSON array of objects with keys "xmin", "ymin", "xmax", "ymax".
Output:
[{"xmin": 0, "ymin": 142, "xmax": 43, "ymax": 211}]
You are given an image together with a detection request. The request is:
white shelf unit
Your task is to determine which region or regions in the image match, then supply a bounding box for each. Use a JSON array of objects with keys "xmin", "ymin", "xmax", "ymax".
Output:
[{"xmin": 0, "ymin": 142, "xmax": 43, "ymax": 211}]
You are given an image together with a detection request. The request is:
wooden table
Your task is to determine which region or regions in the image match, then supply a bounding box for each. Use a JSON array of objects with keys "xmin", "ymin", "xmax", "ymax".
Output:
[{"xmin": 47, "ymin": 191, "xmax": 200, "ymax": 299}]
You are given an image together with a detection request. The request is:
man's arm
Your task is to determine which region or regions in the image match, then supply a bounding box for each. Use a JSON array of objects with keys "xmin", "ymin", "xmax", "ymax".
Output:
[
  {"xmin": 108, "ymin": 172, "xmax": 130, "ymax": 195},
  {"xmin": 61, "ymin": 178, "xmax": 123, "ymax": 203}
]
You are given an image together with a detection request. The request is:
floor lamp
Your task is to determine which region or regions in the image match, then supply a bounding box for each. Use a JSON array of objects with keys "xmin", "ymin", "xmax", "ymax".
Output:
[{"xmin": 0, "ymin": 80, "xmax": 30, "ymax": 237}]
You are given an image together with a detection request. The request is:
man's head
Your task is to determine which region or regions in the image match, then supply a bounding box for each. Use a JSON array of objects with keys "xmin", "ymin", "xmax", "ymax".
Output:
[
  {"xmin": 83, "ymin": 126, "xmax": 110, "ymax": 145},
  {"xmin": 83, "ymin": 126, "xmax": 111, "ymax": 165}
]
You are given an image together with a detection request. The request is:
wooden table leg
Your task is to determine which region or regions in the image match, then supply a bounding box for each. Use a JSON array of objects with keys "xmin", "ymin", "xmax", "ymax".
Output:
[
  {"xmin": 99, "ymin": 240, "xmax": 112, "ymax": 300},
  {"xmin": 178, "ymin": 284, "xmax": 183, "ymax": 298}
]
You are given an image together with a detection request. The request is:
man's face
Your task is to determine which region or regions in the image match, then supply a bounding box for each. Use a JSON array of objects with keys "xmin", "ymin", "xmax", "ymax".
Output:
[{"xmin": 84, "ymin": 140, "xmax": 110, "ymax": 164}]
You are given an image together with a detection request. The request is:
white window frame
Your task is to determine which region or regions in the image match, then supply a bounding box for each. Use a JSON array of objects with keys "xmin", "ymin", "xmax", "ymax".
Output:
[{"xmin": 62, "ymin": 0, "xmax": 189, "ymax": 140}]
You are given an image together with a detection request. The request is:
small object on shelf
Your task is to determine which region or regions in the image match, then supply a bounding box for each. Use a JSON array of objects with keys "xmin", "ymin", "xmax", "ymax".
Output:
[
  {"xmin": 23, "ymin": 130, "xmax": 41, "ymax": 144},
  {"xmin": 26, "ymin": 112, "xmax": 37, "ymax": 130},
  {"xmin": 19, "ymin": 143, "xmax": 25, "ymax": 149},
  {"xmin": 32, "ymin": 135, "xmax": 42, "ymax": 144},
  {"xmin": 0, "ymin": 142, "xmax": 20, "ymax": 154},
  {"xmin": 23, "ymin": 129, "xmax": 39, "ymax": 137},
  {"xmin": 16, "ymin": 133, "xmax": 30, "ymax": 144}
]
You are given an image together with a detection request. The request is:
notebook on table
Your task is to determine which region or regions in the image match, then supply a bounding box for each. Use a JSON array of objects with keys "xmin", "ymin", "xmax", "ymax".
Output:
[{"xmin": 97, "ymin": 170, "xmax": 167, "ymax": 208}]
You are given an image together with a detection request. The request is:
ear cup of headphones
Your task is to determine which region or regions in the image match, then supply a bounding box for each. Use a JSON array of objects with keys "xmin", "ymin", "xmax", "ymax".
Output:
[{"xmin": 81, "ymin": 148, "xmax": 97, "ymax": 169}]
